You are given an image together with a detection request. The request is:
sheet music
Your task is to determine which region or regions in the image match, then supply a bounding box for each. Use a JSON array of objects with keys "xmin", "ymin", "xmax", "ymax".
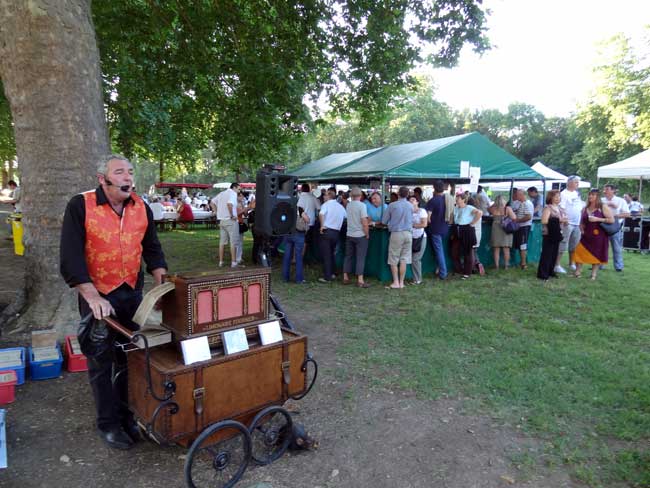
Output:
[{"xmin": 131, "ymin": 282, "xmax": 175, "ymax": 328}]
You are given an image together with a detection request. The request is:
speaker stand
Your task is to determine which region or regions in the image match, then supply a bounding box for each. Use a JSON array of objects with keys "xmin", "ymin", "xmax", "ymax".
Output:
[{"xmin": 258, "ymin": 237, "xmax": 273, "ymax": 268}]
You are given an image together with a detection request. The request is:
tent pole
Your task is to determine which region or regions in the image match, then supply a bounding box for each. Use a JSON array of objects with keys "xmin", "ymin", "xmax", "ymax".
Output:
[
  {"xmin": 639, "ymin": 176, "xmax": 643, "ymax": 199},
  {"xmin": 381, "ymin": 175, "xmax": 386, "ymax": 220},
  {"xmin": 509, "ymin": 178, "xmax": 514, "ymax": 203},
  {"xmin": 542, "ymin": 178, "xmax": 546, "ymax": 209}
]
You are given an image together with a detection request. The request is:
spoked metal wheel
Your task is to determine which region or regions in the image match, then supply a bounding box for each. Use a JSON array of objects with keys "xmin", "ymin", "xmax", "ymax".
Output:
[
  {"xmin": 248, "ymin": 406, "xmax": 293, "ymax": 465},
  {"xmin": 184, "ymin": 420, "xmax": 251, "ymax": 488}
]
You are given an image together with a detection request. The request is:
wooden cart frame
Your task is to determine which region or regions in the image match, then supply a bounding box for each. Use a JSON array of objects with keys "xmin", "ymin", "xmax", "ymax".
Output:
[{"xmin": 106, "ymin": 294, "xmax": 317, "ymax": 488}]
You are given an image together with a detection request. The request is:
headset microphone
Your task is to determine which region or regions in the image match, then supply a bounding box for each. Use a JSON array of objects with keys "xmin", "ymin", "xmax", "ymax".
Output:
[{"xmin": 104, "ymin": 177, "xmax": 132, "ymax": 193}]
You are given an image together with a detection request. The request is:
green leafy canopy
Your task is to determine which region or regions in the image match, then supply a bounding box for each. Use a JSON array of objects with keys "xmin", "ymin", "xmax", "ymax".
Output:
[{"xmin": 92, "ymin": 0, "xmax": 489, "ymax": 176}]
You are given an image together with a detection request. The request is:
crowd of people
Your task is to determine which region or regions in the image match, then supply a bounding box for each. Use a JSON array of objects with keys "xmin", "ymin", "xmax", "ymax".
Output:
[
  {"xmin": 1, "ymin": 152, "xmax": 632, "ymax": 453},
  {"xmin": 277, "ymin": 176, "xmax": 640, "ymax": 286}
]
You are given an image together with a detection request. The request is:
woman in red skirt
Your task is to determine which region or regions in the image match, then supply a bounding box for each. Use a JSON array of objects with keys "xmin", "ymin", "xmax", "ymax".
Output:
[{"xmin": 574, "ymin": 189, "xmax": 614, "ymax": 280}]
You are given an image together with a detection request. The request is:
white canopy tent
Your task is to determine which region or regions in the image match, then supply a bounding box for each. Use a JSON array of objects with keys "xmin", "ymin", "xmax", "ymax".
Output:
[
  {"xmin": 597, "ymin": 149, "xmax": 650, "ymax": 179},
  {"xmin": 597, "ymin": 149, "xmax": 650, "ymax": 199},
  {"xmin": 486, "ymin": 161, "xmax": 590, "ymax": 192}
]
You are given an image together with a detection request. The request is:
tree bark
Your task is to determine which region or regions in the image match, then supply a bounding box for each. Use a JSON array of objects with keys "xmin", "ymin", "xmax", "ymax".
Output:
[{"xmin": 0, "ymin": 0, "xmax": 109, "ymax": 335}]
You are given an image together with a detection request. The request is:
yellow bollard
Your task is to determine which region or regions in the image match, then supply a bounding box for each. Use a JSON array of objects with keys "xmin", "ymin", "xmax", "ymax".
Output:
[{"xmin": 10, "ymin": 213, "xmax": 24, "ymax": 256}]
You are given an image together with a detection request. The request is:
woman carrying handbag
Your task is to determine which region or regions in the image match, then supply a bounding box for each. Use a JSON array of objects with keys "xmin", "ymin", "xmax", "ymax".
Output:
[{"xmin": 573, "ymin": 188, "xmax": 614, "ymax": 280}]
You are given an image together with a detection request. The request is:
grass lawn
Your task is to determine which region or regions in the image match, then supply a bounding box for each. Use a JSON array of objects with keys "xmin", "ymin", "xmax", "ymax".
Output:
[{"xmin": 159, "ymin": 228, "xmax": 650, "ymax": 487}]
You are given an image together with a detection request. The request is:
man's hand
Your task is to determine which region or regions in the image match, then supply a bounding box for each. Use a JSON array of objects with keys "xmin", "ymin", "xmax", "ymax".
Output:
[
  {"xmin": 86, "ymin": 295, "xmax": 115, "ymax": 319},
  {"xmin": 151, "ymin": 268, "xmax": 168, "ymax": 310},
  {"xmin": 151, "ymin": 267, "xmax": 167, "ymax": 286},
  {"xmin": 76, "ymin": 282, "xmax": 115, "ymax": 319}
]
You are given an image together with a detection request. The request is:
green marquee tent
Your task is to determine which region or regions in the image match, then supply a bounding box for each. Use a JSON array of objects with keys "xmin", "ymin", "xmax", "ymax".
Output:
[
  {"xmin": 291, "ymin": 147, "xmax": 383, "ymax": 180},
  {"xmin": 292, "ymin": 132, "xmax": 542, "ymax": 183}
]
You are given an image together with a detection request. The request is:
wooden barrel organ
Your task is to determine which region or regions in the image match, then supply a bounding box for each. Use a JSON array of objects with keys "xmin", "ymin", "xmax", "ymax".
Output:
[{"xmin": 110, "ymin": 267, "xmax": 317, "ymax": 488}]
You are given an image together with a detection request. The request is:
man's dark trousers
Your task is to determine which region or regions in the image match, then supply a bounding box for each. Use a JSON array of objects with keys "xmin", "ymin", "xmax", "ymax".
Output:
[
  {"xmin": 319, "ymin": 228, "xmax": 339, "ymax": 280},
  {"xmin": 78, "ymin": 283, "xmax": 142, "ymax": 431}
]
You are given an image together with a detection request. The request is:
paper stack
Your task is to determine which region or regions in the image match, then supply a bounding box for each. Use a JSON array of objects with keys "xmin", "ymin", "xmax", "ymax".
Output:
[
  {"xmin": 68, "ymin": 336, "xmax": 82, "ymax": 356},
  {"xmin": 0, "ymin": 350, "xmax": 21, "ymax": 369},
  {"xmin": 31, "ymin": 330, "xmax": 59, "ymax": 362}
]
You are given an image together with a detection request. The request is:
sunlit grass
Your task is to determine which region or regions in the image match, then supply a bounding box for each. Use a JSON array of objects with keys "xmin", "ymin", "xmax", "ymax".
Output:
[{"xmin": 160, "ymin": 228, "xmax": 650, "ymax": 487}]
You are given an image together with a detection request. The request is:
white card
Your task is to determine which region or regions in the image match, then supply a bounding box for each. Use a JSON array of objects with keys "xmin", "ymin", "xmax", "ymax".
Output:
[
  {"xmin": 180, "ymin": 336, "xmax": 212, "ymax": 365},
  {"xmin": 258, "ymin": 320, "xmax": 283, "ymax": 346},
  {"xmin": 460, "ymin": 160, "xmax": 470, "ymax": 178},
  {"xmin": 222, "ymin": 328, "xmax": 249, "ymax": 355},
  {"xmin": 469, "ymin": 166, "xmax": 481, "ymax": 193}
]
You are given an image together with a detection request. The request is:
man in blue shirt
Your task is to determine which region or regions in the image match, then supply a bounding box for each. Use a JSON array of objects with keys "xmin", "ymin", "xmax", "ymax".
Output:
[
  {"xmin": 425, "ymin": 180, "xmax": 449, "ymax": 280},
  {"xmin": 382, "ymin": 186, "xmax": 413, "ymax": 288}
]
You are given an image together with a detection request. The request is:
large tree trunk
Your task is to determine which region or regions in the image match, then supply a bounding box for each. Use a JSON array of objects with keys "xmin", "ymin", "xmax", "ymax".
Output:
[{"xmin": 0, "ymin": 0, "xmax": 109, "ymax": 335}]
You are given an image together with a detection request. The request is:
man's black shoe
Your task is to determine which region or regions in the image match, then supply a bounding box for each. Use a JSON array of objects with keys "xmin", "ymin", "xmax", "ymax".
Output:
[
  {"xmin": 122, "ymin": 420, "xmax": 142, "ymax": 443},
  {"xmin": 98, "ymin": 427, "xmax": 134, "ymax": 450}
]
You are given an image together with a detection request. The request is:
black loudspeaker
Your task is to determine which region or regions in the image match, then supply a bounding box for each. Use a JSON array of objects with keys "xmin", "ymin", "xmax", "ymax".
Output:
[{"xmin": 254, "ymin": 169, "xmax": 298, "ymax": 237}]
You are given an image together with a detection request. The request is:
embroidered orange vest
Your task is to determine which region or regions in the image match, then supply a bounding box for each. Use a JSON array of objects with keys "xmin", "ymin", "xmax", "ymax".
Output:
[{"xmin": 83, "ymin": 191, "xmax": 148, "ymax": 295}]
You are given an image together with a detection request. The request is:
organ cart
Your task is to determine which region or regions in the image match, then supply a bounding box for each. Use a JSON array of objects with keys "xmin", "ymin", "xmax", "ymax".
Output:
[{"xmin": 105, "ymin": 267, "xmax": 318, "ymax": 488}]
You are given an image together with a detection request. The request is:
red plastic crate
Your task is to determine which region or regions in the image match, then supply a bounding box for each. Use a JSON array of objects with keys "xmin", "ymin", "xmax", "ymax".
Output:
[
  {"xmin": 64, "ymin": 335, "xmax": 88, "ymax": 372},
  {"xmin": 0, "ymin": 370, "xmax": 17, "ymax": 404}
]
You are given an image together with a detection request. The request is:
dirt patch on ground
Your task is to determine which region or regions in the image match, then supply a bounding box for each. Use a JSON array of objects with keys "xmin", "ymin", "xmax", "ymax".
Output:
[{"xmin": 0, "ymin": 221, "xmax": 579, "ymax": 487}]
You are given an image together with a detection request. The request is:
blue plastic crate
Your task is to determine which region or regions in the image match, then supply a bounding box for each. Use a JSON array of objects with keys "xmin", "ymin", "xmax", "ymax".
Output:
[
  {"xmin": 28, "ymin": 345, "xmax": 63, "ymax": 381},
  {"xmin": 0, "ymin": 347, "xmax": 26, "ymax": 385}
]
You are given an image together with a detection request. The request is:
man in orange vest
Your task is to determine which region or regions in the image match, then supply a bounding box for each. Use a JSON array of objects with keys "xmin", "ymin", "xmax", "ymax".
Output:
[{"xmin": 60, "ymin": 154, "xmax": 167, "ymax": 450}]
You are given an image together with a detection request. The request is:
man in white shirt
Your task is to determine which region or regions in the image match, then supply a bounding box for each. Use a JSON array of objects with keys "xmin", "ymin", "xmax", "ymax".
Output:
[
  {"xmin": 556, "ymin": 176, "xmax": 584, "ymax": 273},
  {"xmin": 629, "ymin": 196, "xmax": 643, "ymax": 215},
  {"xmin": 318, "ymin": 189, "xmax": 346, "ymax": 282},
  {"xmin": 148, "ymin": 197, "xmax": 165, "ymax": 221},
  {"xmin": 527, "ymin": 186, "xmax": 543, "ymax": 218},
  {"xmin": 5, "ymin": 180, "xmax": 21, "ymax": 213},
  {"xmin": 297, "ymin": 183, "xmax": 321, "ymax": 259},
  {"xmin": 215, "ymin": 182, "xmax": 240, "ymax": 267},
  {"xmin": 473, "ymin": 185, "xmax": 491, "ymax": 214},
  {"xmin": 602, "ymin": 184, "xmax": 630, "ymax": 272}
]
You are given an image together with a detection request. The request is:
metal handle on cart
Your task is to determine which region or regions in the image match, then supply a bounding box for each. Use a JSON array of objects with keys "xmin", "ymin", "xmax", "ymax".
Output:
[
  {"xmin": 289, "ymin": 353, "xmax": 318, "ymax": 401},
  {"xmin": 269, "ymin": 294, "xmax": 295, "ymax": 331},
  {"xmin": 145, "ymin": 399, "xmax": 180, "ymax": 446},
  {"xmin": 104, "ymin": 316, "xmax": 135, "ymax": 340},
  {"xmin": 104, "ymin": 317, "xmax": 176, "ymax": 403}
]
